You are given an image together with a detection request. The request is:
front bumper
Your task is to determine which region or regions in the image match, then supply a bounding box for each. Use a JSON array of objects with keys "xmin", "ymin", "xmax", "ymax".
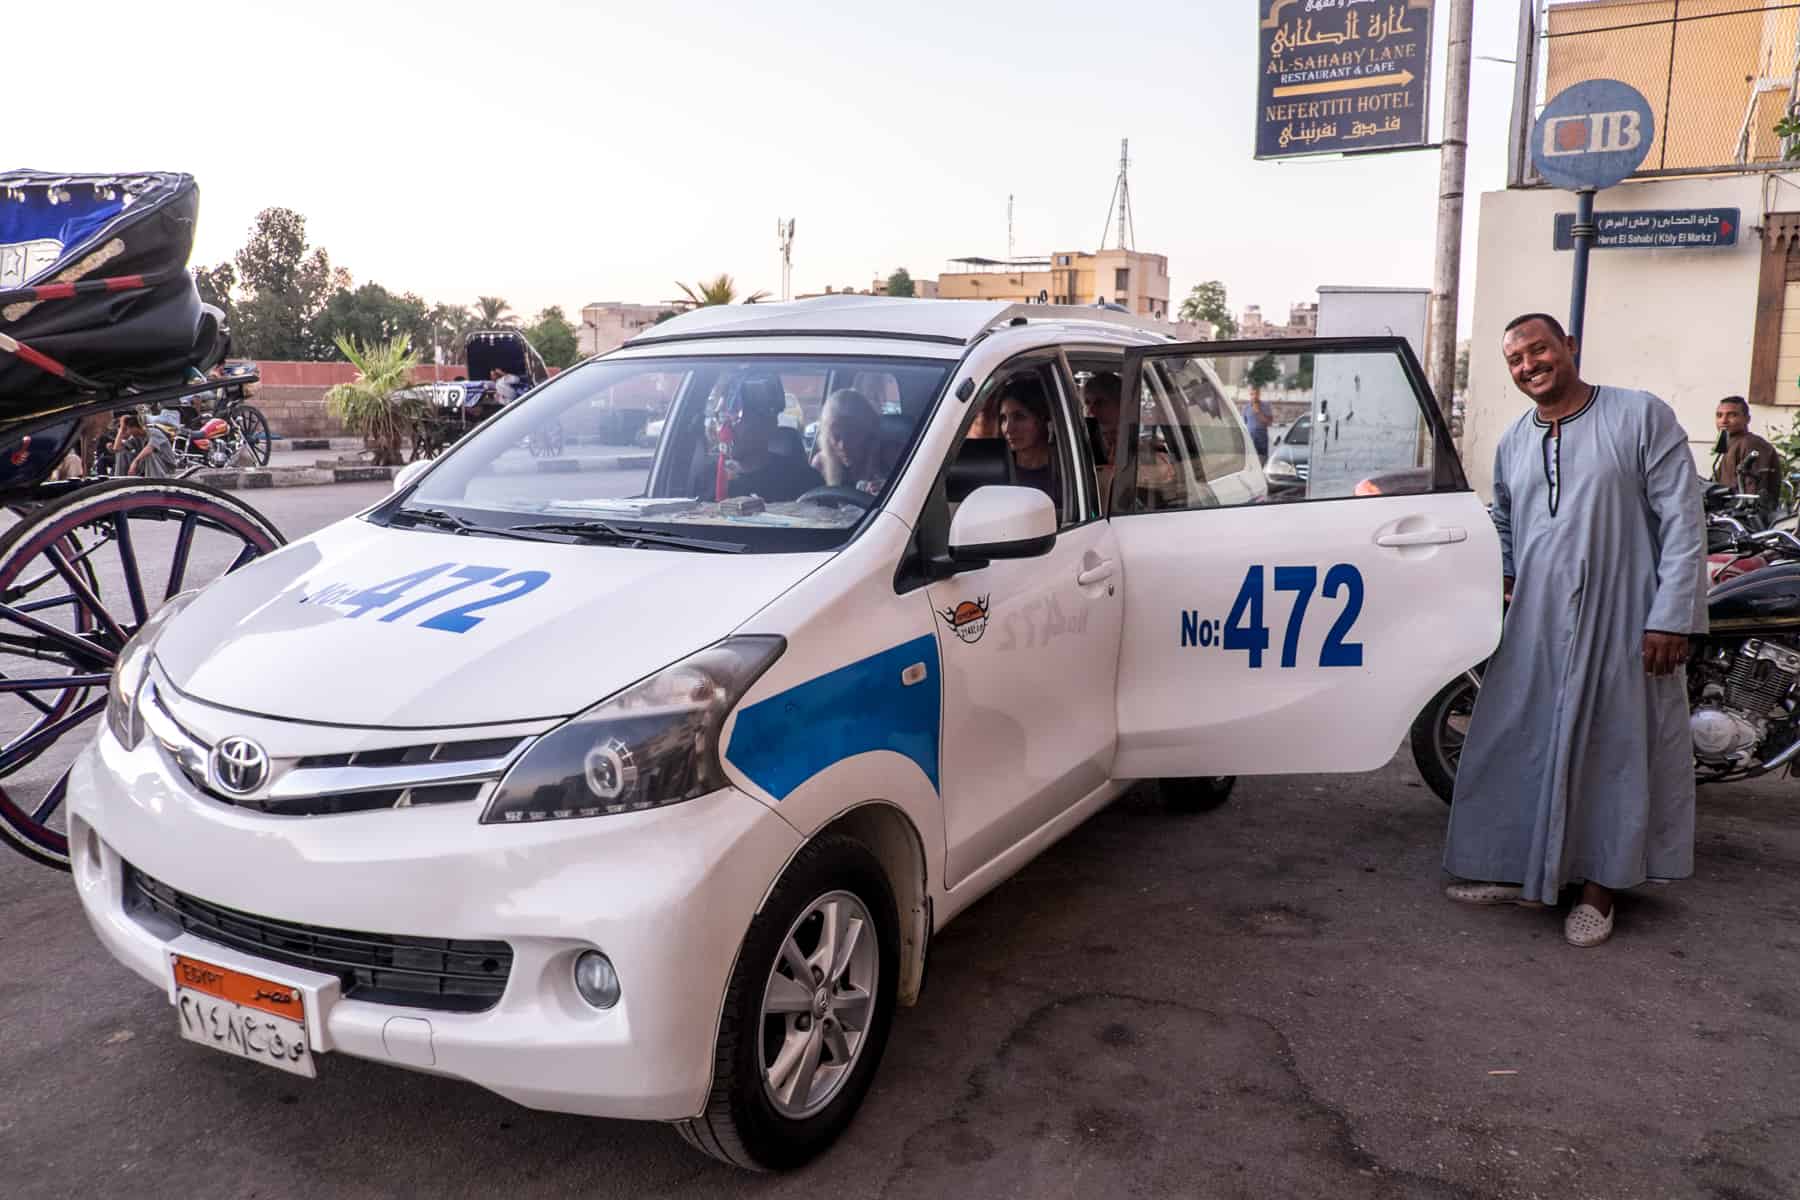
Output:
[{"xmin": 67, "ymin": 729, "xmax": 801, "ymax": 1120}]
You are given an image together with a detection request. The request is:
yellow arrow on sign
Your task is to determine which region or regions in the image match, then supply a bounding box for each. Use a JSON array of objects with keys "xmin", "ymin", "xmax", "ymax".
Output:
[{"xmin": 1273, "ymin": 69, "xmax": 1415, "ymax": 99}]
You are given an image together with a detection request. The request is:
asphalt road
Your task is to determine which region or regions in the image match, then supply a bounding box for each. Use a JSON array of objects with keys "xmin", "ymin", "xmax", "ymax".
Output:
[{"xmin": 2, "ymin": 478, "xmax": 1798, "ymax": 1199}]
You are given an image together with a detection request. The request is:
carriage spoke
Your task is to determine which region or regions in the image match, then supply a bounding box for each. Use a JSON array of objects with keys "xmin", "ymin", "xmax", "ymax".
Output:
[
  {"xmin": 111, "ymin": 513, "xmax": 150, "ymax": 627},
  {"xmin": 11, "ymin": 688, "xmax": 53, "ymax": 717},
  {"xmin": 14, "ymin": 593, "xmax": 82, "ymax": 615},
  {"xmin": 0, "ymin": 674, "xmax": 108, "ymax": 694},
  {"xmin": 31, "ymin": 780, "xmax": 67, "ymax": 823},
  {"xmin": 0, "ymin": 696, "xmax": 104, "ymax": 776},
  {"xmin": 229, "ymin": 542, "xmax": 259, "ymax": 572},
  {"xmin": 44, "ymin": 543, "xmax": 127, "ymax": 649},
  {"xmin": 0, "ymin": 602, "xmax": 112, "ymax": 667},
  {"xmin": 165, "ymin": 514, "xmax": 199, "ymax": 599}
]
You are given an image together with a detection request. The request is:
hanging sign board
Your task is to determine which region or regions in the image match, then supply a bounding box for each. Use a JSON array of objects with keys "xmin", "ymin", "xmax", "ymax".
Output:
[
  {"xmin": 1530, "ymin": 79, "xmax": 1655, "ymax": 190},
  {"xmin": 1552, "ymin": 207, "xmax": 1739, "ymax": 250},
  {"xmin": 1256, "ymin": 0, "xmax": 1433, "ymax": 159}
]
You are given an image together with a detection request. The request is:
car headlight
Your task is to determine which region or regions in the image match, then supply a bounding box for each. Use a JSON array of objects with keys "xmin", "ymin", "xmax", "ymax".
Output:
[
  {"xmin": 106, "ymin": 590, "xmax": 202, "ymax": 749},
  {"xmin": 1265, "ymin": 458, "xmax": 1299, "ymax": 479},
  {"xmin": 481, "ymin": 636, "xmax": 785, "ymax": 825}
]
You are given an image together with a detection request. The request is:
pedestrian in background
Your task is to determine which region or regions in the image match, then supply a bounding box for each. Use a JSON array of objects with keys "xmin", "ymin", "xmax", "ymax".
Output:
[
  {"xmin": 1243, "ymin": 385, "xmax": 1272, "ymax": 460},
  {"xmin": 1442, "ymin": 312, "xmax": 1707, "ymax": 947},
  {"xmin": 1711, "ymin": 395, "xmax": 1782, "ymax": 521}
]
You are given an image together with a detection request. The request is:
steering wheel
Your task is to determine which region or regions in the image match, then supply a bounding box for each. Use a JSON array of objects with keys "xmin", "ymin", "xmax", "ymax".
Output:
[{"xmin": 798, "ymin": 485, "xmax": 877, "ymax": 511}]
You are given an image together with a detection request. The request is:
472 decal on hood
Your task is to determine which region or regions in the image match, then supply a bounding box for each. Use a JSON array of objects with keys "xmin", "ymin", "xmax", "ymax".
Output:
[{"xmin": 300, "ymin": 560, "xmax": 550, "ymax": 634}]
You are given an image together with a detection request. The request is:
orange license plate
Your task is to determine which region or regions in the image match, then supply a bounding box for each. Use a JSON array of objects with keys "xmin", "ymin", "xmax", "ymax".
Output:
[{"xmin": 170, "ymin": 954, "xmax": 316, "ymax": 1078}]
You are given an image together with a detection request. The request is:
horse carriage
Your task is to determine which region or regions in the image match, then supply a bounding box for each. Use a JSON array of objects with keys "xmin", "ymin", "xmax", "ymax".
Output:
[
  {"xmin": 0, "ymin": 170, "xmax": 285, "ymax": 869},
  {"xmin": 411, "ymin": 328, "xmax": 550, "ymax": 460}
]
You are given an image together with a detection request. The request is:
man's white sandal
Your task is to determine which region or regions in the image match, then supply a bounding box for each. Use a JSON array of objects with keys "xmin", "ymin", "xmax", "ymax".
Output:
[
  {"xmin": 1444, "ymin": 882, "xmax": 1536, "ymax": 906},
  {"xmin": 1564, "ymin": 903, "xmax": 1615, "ymax": 947}
]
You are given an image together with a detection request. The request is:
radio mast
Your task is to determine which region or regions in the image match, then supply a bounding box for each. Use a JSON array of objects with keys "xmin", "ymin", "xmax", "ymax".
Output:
[
  {"xmin": 1099, "ymin": 138, "xmax": 1136, "ymax": 251},
  {"xmin": 776, "ymin": 218, "xmax": 795, "ymax": 301}
]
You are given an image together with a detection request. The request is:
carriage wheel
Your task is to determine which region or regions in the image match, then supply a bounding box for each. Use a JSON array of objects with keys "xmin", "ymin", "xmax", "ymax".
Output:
[
  {"xmin": 0, "ymin": 480, "xmax": 284, "ymax": 870},
  {"xmin": 234, "ymin": 405, "xmax": 273, "ymax": 466}
]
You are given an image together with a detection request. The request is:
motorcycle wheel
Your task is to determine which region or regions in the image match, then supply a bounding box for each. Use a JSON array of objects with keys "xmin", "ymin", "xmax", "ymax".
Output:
[{"xmin": 1410, "ymin": 674, "xmax": 1477, "ymax": 806}]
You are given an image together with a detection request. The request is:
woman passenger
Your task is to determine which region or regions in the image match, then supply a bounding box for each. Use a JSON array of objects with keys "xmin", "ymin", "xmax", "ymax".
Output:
[
  {"xmin": 812, "ymin": 387, "xmax": 886, "ymax": 493},
  {"xmin": 998, "ymin": 381, "xmax": 1058, "ymax": 505}
]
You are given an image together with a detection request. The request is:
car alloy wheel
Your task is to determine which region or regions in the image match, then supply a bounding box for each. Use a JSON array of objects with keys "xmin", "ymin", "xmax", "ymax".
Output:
[{"xmin": 758, "ymin": 889, "xmax": 878, "ymax": 1119}]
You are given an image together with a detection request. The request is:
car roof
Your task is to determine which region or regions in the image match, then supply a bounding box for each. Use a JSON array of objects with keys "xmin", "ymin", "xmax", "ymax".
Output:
[{"xmin": 619, "ymin": 295, "xmax": 1177, "ymax": 353}]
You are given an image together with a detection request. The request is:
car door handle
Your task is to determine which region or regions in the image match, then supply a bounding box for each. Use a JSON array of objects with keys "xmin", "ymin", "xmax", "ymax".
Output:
[
  {"xmin": 1375, "ymin": 526, "xmax": 1467, "ymax": 547},
  {"xmin": 1077, "ymin": 560, "xmax": 1116, "ymax": 585}
]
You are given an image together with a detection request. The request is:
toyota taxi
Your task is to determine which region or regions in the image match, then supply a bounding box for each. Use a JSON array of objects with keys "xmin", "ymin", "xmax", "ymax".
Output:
[{"xmin": 69, "ymin": 297, "xmax": 1500, "ymax": 1169}]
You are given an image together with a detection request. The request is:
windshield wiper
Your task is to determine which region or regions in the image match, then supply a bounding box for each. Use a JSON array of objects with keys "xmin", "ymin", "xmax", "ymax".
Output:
[
  {"xmin": 511, "ymin": 519, "xmax": 746, "ymax": 554},
  {"xmin": 386, "ymin": 507, "xmax": 563, "ymax": 543}
]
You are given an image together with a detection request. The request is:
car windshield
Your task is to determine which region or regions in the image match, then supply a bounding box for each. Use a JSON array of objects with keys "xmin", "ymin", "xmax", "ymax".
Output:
[{"xmin": 402, "ymin": 352, "xmax": 953, "ymax": 553}]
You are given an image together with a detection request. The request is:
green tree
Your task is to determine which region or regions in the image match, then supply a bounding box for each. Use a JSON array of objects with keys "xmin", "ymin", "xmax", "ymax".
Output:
[
  {"xmin": 525, "ymin": 305, "xmax": 580, "ymax": 369},
  {"xmin": 311, "ymin": 284, "xmax": 430, "ymax": 359},
  {"xmin": 475, "ymin": 296, "xmax": 516, "ymax": 328},
  {"xmin": 325, "ymin": 333, "xmax": 423, "ymax": 466},
  {"xmin": 1284, "ymin": 353, "xmax": 1314, "ymax": 391},
  {"xmin": 676, "ymin": 274, "xmax": 769, "ymax": 307},
  {"xmin": 1247, "ymin": 352, "xmax": 1281, "ymax": 390},
  {"xmin": 884, "ymin": 268, "xmax": 916, "ymax": 298},
  {"xmin": 193, "ymin": 263, "xmax": 236, "ymax": 325},
  {"xmin": 1178, "ymin": 280, "xmax": 1238, "ymax": 338},
  {"xmin": 228, "ymin": 208, "xmax": 345, "ymax": 360},
  {"xmin": 423, "ymin": 302, "xmax": 476, "ymax": 364}
]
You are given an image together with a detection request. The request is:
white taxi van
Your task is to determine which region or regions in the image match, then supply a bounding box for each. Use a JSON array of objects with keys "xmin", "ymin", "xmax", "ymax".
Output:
[{"xmin": 68, "ymin": 298, "xmax": 1500, "ymax": 1169}]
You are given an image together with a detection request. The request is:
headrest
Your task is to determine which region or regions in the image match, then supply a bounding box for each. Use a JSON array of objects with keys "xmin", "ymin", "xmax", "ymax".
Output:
[
  {"xmin": 738, "ymin": 376, "xmax": 784, "ymax": 415},
  {"xmin": 947, "ymin": 437, "xmax": 1011, "ymax": 502},
  {"xmin": 880, "ymin": 411, "xmax": 912, "ymax": 445}
]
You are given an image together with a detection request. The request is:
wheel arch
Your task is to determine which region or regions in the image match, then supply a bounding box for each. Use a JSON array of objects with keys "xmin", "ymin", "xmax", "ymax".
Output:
[{"xmin": 761, "ymin": 800, "xmax": 931, "ymax": 1007}]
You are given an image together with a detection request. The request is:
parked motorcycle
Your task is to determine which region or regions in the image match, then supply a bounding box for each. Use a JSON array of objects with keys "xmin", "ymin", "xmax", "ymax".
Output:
[{"xmin": 1413, "ymin": 526, "xmax": 1800, "ymax": 803}]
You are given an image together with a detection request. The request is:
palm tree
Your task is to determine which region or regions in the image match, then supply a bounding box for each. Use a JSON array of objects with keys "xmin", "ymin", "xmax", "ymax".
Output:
[
  {"xmin": 474, "ymin": 295, "xmax": 516, "ymax": 327},
  {"xmin": 676, "ymin": 274, "xmax": 770, "ymax": 308},
  {"xmin": 326, "ymin": 333, "xmax": 424, "ymax": 466}
]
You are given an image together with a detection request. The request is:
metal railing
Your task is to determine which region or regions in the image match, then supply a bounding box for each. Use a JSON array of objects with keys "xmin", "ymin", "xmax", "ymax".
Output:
[{"xmin": 1510, "ymin": 0, "xmax": 1800, "ymax": 186}]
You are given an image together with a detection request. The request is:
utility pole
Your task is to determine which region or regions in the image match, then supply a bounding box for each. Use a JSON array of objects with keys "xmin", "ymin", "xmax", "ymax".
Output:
[
  {"xmin": 1427, "ymin": 0, "xmax": 1475, "ymax": 422},
  {"xmin": 1007, "ymin": 194, "xmax": 1014, "ymax": 261}
]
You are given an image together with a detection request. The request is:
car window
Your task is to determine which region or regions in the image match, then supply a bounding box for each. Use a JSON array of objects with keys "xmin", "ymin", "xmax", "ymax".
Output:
[
  {"xmin": 1113, "ymin": 345, "xmax": 1451, "ymax": 512},
  {"xmin": 406, "ymin": 353, "xmax": 952, "ymax": 553},
  {"xmin": 963, "ymin": 360, "xmax": 1087, "ymax": 529}
]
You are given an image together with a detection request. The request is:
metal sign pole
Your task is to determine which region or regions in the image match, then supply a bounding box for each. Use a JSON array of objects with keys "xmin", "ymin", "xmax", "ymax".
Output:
[{"xmin": 1568, "ymin": 186, "xmax": 1597, "ymax": 366}]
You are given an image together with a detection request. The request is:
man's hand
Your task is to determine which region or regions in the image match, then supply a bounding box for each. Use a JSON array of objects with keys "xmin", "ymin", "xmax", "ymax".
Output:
[{"xmin": 1643, "ymin": 631, "xmax": 1689, "ymax": 676}]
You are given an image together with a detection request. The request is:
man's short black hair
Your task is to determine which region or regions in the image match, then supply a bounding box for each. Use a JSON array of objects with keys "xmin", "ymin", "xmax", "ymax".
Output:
[
  {"xmin": 1719, "ymin": 395, "xmax": 1750, "ymax": 414},
  {"xmin": 1503, "ymin": 312, "xmax": 1567, "ymax": 340}
]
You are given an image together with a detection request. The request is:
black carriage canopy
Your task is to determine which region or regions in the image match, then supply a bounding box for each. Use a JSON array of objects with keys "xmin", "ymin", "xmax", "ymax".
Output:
[
  {"xmin": 0, "ymin": 171, "xmax": 227, "ymax": 487},
  {"xmin": 0, "ymin": 171, "xmax": 222, "ymax": 404},
  {"xmin": 465, "ymin": 329, "xmax": 549, "ymax": 387}
]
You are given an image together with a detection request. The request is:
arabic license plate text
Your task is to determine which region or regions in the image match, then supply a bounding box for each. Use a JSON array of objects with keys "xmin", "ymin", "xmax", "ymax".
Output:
[{"xmin": 171, "ymin": 954, "xmax": 317, "ymax": 1078}]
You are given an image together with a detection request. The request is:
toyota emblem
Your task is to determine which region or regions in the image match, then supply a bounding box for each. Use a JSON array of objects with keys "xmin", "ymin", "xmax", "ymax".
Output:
[{"xmin": 211, "ymin": 736, "xmax": 269, "ymax": 795}]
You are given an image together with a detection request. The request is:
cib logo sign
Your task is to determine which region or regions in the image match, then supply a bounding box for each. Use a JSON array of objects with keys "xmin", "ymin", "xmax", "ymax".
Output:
[{"xmin": 1531, "ymin": 79, "xmax": 1655, "ymax": 191}]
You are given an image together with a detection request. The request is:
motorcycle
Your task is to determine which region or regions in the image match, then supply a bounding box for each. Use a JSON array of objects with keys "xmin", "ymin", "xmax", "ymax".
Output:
[{"xmin": 1412, "ymin": 525, "xmax": 1800, "ymax": 804}]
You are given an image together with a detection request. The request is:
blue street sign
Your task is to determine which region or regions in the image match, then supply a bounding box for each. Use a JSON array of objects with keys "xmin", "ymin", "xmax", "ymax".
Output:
[
  {"xmin": 1552, "ymin": 208, "xmax": 1739, "ymax": 251},
  {"xmin": 1530, "ymin": 79, "xmax": 1655, "ymax": 191}
]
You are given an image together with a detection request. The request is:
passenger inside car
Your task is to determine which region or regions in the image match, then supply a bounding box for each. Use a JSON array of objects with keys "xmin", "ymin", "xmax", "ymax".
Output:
[
  {"xmin": 1084, "ymin": 371, "xmax": 1123, "ymax": 505},
  {"xmin": 997, "ymin": 377, "xmax": 1059, "ymax": 504},
  {"xmin": 812, "ymin": 387, "xmax": 885, "ymax": 493},
  {"xmin": 722, "ymin": 380, "xmax": 824, "ymax": 501}
]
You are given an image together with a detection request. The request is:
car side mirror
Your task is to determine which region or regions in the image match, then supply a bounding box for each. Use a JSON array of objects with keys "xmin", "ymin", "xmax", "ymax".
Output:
[
  {"xmin": 947, "ymin": 486, "xmax": 1057, "ymax": 564},
  {"xmin": 392, "ymin": 459, "xmax": 431, "ymax": 493}
]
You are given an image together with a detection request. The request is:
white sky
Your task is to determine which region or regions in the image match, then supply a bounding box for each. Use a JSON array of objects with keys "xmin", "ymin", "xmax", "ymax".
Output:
[{"xmin": 15, "ymin": 0, "xmax": 1526, "ymax": 331}]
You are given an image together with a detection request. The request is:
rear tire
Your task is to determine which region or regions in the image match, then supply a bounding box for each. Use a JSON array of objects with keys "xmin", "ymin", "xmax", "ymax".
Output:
[
  {"xmin": 1410, "ymin": 675, "xmax": 1476, "ymax": 806},
  {"xmin": 676, "ymin": 834, "xmax": 899, "ymax": 1171},
  {"xmin": 1162, "ymin": 775, "xmax": 1236, "ymax": 812}
]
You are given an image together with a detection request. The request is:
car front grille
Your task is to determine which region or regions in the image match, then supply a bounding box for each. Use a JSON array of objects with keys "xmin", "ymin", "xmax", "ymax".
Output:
[{"xmin": 125, "ymin": 864, "xmax": 512, "ymax": 1013}]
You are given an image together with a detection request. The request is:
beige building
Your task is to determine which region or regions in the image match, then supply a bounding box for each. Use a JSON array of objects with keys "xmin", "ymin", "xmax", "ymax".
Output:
[
  {"xmin": 937, "ymin": 249, "xmax": 1171, "ymax": 319},
  {"xmin": 796, "ymin": 276, "xmax": 940, "ymax": 301},
  {"xmin": 1239, "ymin": 301, "xmax": 1319, "ymax": 339},
  {"xmin": 579, "ymin": 302, "xmax": 668, "ymax": 357}
]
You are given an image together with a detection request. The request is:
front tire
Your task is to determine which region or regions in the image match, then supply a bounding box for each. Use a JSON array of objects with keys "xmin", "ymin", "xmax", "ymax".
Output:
[{"xmin": 676, "ymin": 834, "xmax": 899, "ymax": 1171}]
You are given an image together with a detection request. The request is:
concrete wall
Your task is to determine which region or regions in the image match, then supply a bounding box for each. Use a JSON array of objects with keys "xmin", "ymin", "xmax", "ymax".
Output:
[
  {"xmin": 1464, "ymin": 172, "xmax": 1768, "ymax": 496},
  {"xmin": 243, "ymin": 362, "xmax": 478, "ymax": 441}
]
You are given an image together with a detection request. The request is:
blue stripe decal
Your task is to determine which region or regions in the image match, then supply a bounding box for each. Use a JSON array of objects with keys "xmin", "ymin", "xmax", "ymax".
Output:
[{"xmin": 727, "ymin": 634, "xmax": 941, "ymax": 800}]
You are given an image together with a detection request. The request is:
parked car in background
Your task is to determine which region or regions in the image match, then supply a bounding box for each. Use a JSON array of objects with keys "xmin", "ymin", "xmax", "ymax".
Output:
[{"xmin": 1264, "ymin": 411, "xmax": 1311, "ymax": 498}]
